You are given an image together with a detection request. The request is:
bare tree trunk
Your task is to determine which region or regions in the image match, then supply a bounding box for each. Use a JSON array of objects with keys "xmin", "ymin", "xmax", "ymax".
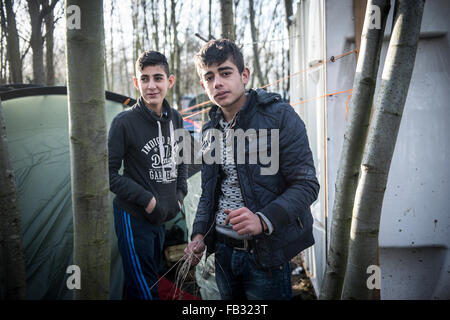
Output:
[
  {"xmin": 341, "ymin": 0, "xmax": 424, "ymax": 300},
  {"xmin": 44, "ymin": 0, "xmax": 55, "ymax": 85},
  {"xmin": 141, "ymin": 0, "xmax": 147, "ymax": 49},
  {"xmin": 27, "ymin": 0, "xmax": 45, "ymax": 84},
  {"xmin": 3, "ymin": 0, "xmax": 22, "ymax": 83},
  {"xmin": 220, "ymin": 0, "xmax": 235, "ymax": 40},
  {"xmin": 119, "ymin": 22, "xmax": 131, "ymax": 97},
  {"xmin": 319, "ymin": 0, "xmax": 390, "ymax": 300},
  {"xmin": 208, "ymin": 0, "xmax": 212, "ymax": 39},
  {"xmin": 165, "ymin": 0, "xmax": 173, "ymax": 105},
  {"xmin": 283, "ymin": 0, "xmax": 293, "ymax": 29},
  {"xmin": 0, "ymin": 99, "xmax": 27, "ymax": 300},
  {"xmin": 132, "ymin": 0, "xmax": 141, "ymax": 64},
  {"xmin": 66, "ymin": 0, "xmax": 110, "ymax": 300},
  {"xmin": 104, "ymin": 46, "xmax": 110, "ymax": 91},
  {"xmin": 354, "ymin": 0, "xmax": 368, "ymax": 61},
  {"xmin": 283, "ymin": 0, "xmax": 293, "ymax": 97},
  {"xmin": 109, "ymin": 2, "xmax": 114, "ymax": 92},
  {"xmin": 150, "ymin": 0, "xmax": 160, "ymax": 51},
  {"xmin": 0, "ymin": 22, "xmax": 5, "ymax": 84},
  {"xmin": 163, "ymin": 0, "xmax": 169, "ymax": 51},
  {"xmin": 0, "ymin": 3, "xmax": 6, "ymax": 83},
  {"xmin": 249, "ymin": 0, "xmax": 264, "ymax": 87},
  {"xmin": 170, "ymin": 0, "xmax": 182, "ymax": 110}
]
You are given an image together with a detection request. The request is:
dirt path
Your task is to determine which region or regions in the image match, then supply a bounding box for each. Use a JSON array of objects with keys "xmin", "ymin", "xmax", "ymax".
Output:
[{"xmin": 291, "ymin": 254, "xmax": 317, "ymax": 300}]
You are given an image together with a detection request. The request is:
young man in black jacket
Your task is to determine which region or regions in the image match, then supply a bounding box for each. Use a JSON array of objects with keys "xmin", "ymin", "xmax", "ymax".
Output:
[
  {"xmin": 108, "ymin": 51, "xmax": 187, "ymax": 300},
  {"xmin": 185, "ymin": 39, "xmax": 319, "ymax": 300}
]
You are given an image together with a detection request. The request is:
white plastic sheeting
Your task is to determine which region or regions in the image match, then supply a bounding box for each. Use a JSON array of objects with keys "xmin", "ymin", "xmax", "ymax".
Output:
[
  {"xmin": 184, "ymin": 172, "xmax": 221, "ymax": 300},
  {"xmin": 2, "ymin": 94, "xmax": 124, "ymax": 299},
  {"xmin": 290, "ymin": 0, "xmax": 450, "ymax": 299}
]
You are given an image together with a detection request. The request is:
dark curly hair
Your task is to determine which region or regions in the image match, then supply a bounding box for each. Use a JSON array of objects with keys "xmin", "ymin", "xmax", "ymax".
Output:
[
  {"xmin": 135, "ymin": 51, "xmax": 170, "ymax": 77},
  {"xmin": 194, "ymin": 39, "xmax": 245, "ymax": 76}
]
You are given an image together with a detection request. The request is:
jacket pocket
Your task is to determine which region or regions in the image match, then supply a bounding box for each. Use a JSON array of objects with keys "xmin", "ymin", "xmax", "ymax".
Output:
[{"xmin": 145, "ymin": 194, "xmax": 180, "ymax": 225}]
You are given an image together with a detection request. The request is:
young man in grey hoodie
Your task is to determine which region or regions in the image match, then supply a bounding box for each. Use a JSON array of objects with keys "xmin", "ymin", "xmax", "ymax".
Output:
[{"xmin": 108, "ymin": 51, "xmax": 187, "ymax": 300}]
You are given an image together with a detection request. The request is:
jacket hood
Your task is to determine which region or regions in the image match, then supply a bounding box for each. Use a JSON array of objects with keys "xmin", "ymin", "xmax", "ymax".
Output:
[
  {"xmin": 254, "ymin": 88, "xmax": 282, "ymax": 105},
  {"xmin": 136, "ymin": 97, "xmax": 174, "ymax": 124},
  {"xmin": 207, "ymin": 88, "xmax": 282, "ymax": 125}
]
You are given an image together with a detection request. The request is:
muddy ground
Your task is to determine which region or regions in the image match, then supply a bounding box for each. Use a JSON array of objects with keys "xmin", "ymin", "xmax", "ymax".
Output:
[
  {"xmin": 290, "ymin": 254, "xmax": 317, "ymax": 300},
  {"xmin": 164, "ymin": 253, "xmax": 317, "ymax": 300}
]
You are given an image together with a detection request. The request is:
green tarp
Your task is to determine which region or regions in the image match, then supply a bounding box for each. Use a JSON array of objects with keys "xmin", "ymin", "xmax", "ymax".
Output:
[
  {"xmin": 2, "ymin": 91, "xmax": 202, "ymax": 299},
  {"xmin": 2, "ymin": 94, "xmax": 124, "ymax": 299}
]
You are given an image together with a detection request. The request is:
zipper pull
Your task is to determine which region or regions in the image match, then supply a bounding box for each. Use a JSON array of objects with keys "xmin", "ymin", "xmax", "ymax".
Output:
[{"xmin": 297, "ymin": 217, "xmax": 304, "ymax": 229}]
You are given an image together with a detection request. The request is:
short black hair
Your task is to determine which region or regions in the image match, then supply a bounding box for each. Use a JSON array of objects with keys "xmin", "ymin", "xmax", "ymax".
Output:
[
  {"xmin": 194, "ymin": 39, "xmax": 245, "ymax": 77},
  {"xmin": 135, "ymin": 51, "xmax": 170, "ymax": 77}
]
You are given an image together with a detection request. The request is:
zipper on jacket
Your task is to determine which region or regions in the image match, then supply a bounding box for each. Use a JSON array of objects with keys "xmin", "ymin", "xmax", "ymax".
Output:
[{"xmin": 297, "ymin": 217, "xmax": 304, "ymax": 229}]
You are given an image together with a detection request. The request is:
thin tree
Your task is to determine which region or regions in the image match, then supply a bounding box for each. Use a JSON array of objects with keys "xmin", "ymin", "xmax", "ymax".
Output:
[
  {"xmin": 0, "ymin": 99, "xmax": 27, "ymax": 300},
  {"xmin": 27, "ymin": 0, "xmax": 45, "ymax": 84},
  {"xmin": 283, "ymin": 0, "xmax": 293, "ymax": 97},
  {"xmin": 319, "ymin": 0, "xmax": 390, "ymax": 300},
  {"xmin": 109, "ymin": 2, "xmax": 114, "ymax": 92},
  {"xmin": 43, "ymin": 0, "xmax": 55, "ymax": 85},
  {"xmin": 27, "ymin": 0, "xmax": 58, "ymax": 85},
  {"xmin": 119, "ymin": 21, "xmax": 131, "ymax": 97},
  {"xmin": 141, "ymin": 0, "xmax": 148, "ymax": 50},
  {"xmin": 66, "ymin": 0, "xmax": 111, "ymax": 300},
  {"xmin": 150, "ymin": 0, "xmax": 160, "ymax": 51},
  {"xmin": 171, "ymin": 0, "xmax": 182, "ymax": 110},
  {"xmin": 1, "ymin": 0, "xmax": 22, "ymax": 83},
  {"xmin": 208, "ymin": 0, "xmax": 212, "ymax": 40},
  {"xmin": 132, "ymin": 0, "xmax": 141, "ymax": 64},
  {"xmin": 248, "ymin": 0, "xmax": 264, "ymax": 87},
  {"xmin": 0, "ymin": 21, "xmax": 5, "ymax": 84},
  {"xmin": 341, "ymin": 0, "xmax": 425, "ymax": 300},
  {"xmin": 220, "ymin": 0, "xmax": 235, "ymax": 40},
  {"xmin": 163, "ymin": 0, "xmax": 169, "ymax": 52}
]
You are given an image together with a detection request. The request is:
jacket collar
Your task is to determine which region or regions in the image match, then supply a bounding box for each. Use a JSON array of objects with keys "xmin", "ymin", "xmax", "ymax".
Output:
[
  {"xmin": 208, "ymin": 89, "xmax": 258, "ymax": 128},
  {"xmin": 137, "ymin": 97, "xmax": 172, "ymax": 123}
]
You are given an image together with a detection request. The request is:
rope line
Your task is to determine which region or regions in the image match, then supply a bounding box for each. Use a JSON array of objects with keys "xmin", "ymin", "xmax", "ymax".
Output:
[
  {"xmin": 290, "ymin": 89, "xmax": 352, "ymax": 107},
  {"xmin": 182, "ymin": 87, "xmax": 354, "ymax": 122},
  {"xmin": 180, "ymin": 48, "xmax": 357, "ymax": 119}
]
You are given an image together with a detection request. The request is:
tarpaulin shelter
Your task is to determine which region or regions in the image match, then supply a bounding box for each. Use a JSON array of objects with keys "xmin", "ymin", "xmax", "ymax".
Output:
[{"xmin": 0, "ymin": 85, "xmax": 203, "ymax": 299}]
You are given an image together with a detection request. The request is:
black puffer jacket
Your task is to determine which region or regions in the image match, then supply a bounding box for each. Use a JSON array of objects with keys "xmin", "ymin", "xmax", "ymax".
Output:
[{"xmin": 191, "ymin": 89, "xmax": 320, "ymax": 268}]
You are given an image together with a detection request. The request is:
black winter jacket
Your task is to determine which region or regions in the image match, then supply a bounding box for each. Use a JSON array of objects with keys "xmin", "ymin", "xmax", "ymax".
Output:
[{"xmin": 191, "ymin": 89, "xmax": 319, "ymax": 268}]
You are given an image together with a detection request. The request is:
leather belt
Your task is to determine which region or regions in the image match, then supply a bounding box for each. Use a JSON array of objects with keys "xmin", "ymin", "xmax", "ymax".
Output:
[{"xmin": 216, "ymin": 232, "xmax": 253, "ymax": 251}]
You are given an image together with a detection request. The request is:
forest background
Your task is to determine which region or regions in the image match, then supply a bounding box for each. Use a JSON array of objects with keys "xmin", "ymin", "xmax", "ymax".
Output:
[{"xmin": 0, "ymin": 0, "xmax": 293, "ymax": 109}]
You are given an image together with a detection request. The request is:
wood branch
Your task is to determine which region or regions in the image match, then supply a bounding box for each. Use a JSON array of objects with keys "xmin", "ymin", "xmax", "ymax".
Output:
[
  {"xmin": 40, "ymin": 0, "xmax": 59, "ymax": 20},
  {"xmin": 195, "ymin": 33, "xmax": 209, "ymax": 42}
]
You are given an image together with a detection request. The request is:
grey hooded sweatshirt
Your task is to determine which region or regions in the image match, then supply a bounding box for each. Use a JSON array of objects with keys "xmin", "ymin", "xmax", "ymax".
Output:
[{"xmin": 108, "ymin": 97, "xmax": 188, "ymax": 225}]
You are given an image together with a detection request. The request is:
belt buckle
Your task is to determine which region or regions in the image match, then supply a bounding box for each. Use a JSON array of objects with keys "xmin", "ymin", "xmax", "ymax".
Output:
[{"xmin": 234, "ymin": 239, "xmax": 248, "ymax": 251}]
